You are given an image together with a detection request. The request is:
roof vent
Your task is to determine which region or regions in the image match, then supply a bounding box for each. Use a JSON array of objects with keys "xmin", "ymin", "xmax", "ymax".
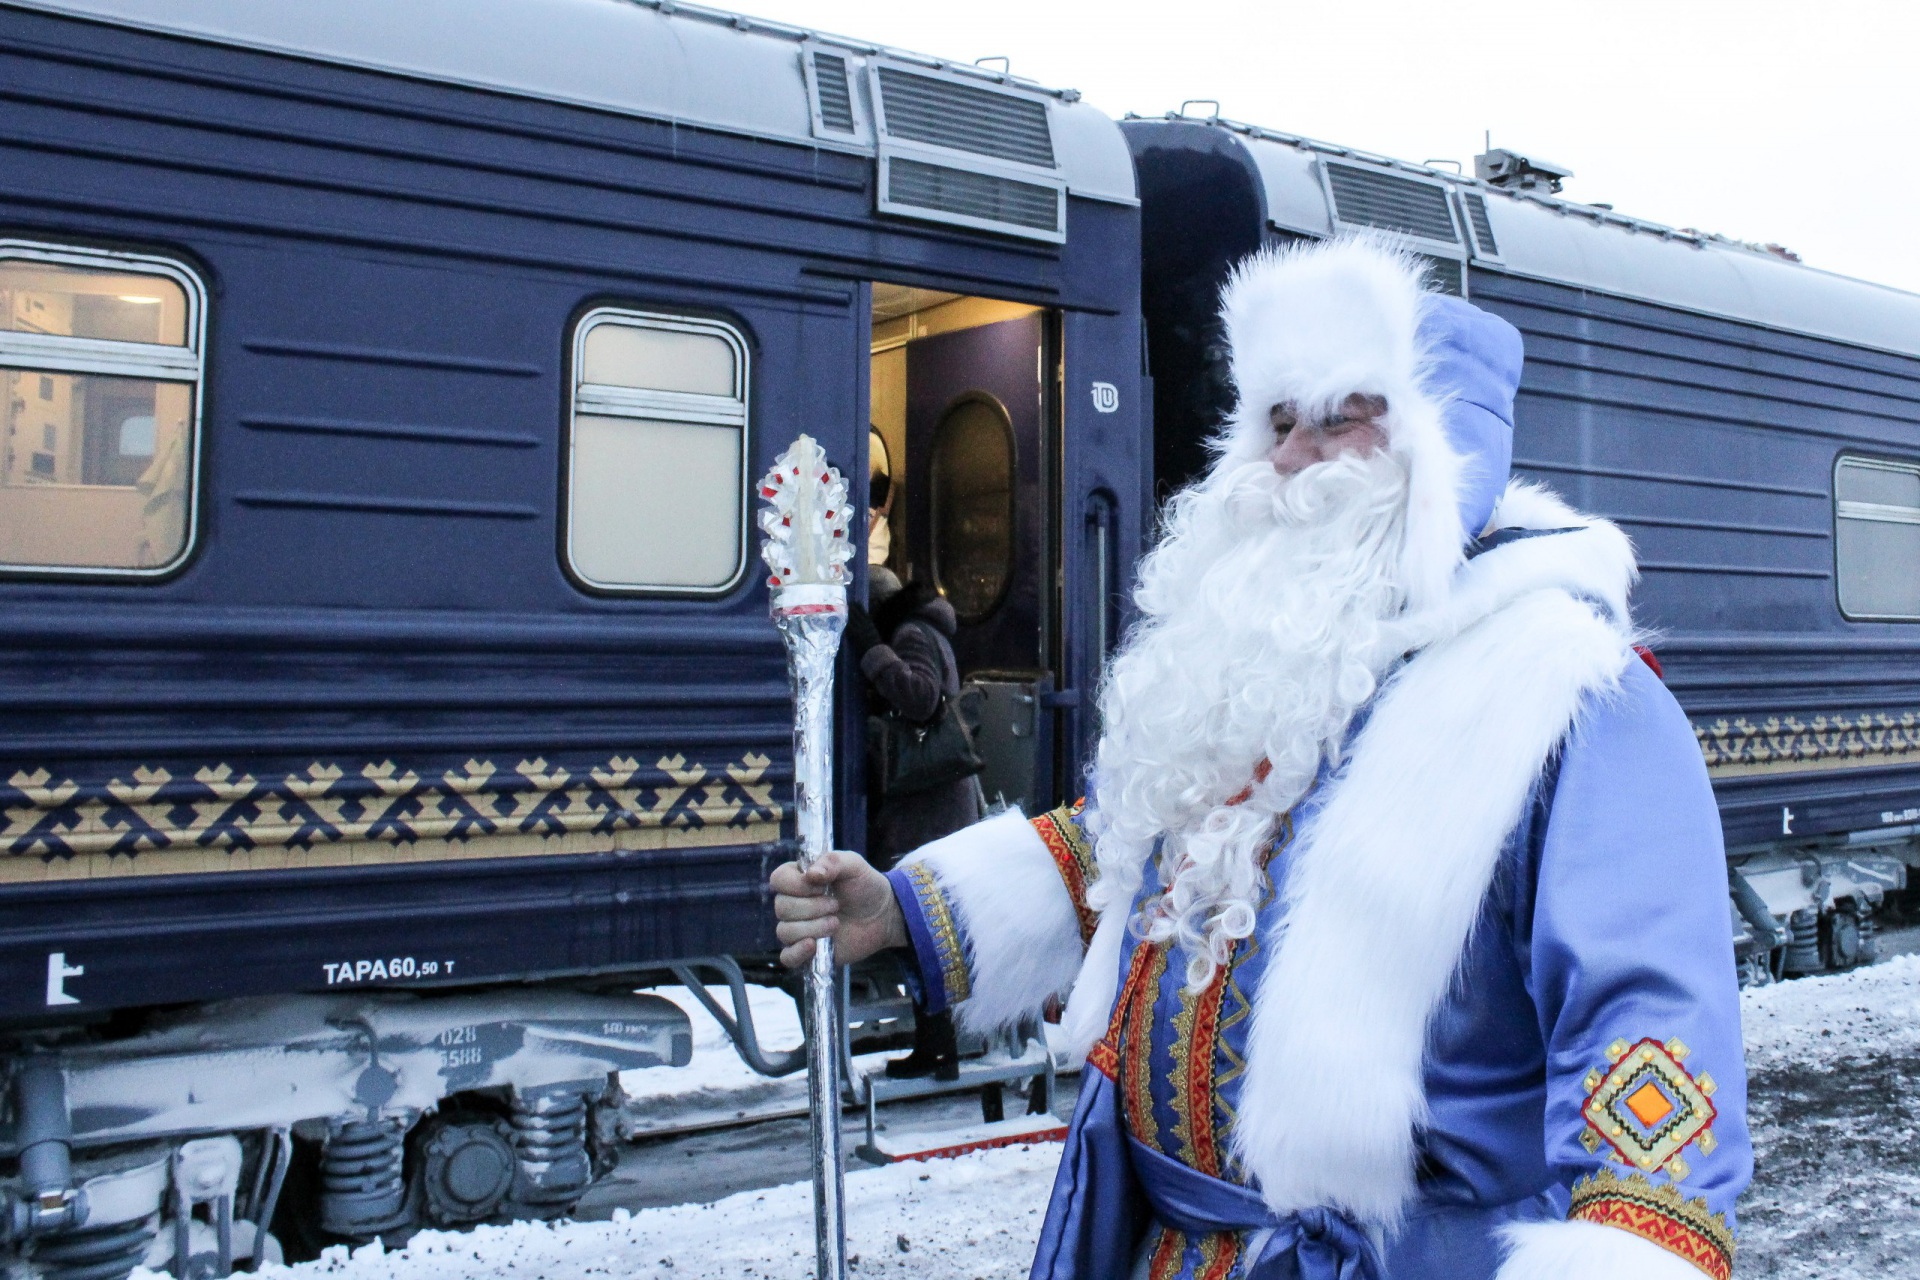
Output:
[
  {"xmin": 1474, "ymin": 148, "xmax": 1572, "ymax": 194},
  {"xmin": 875, "ymin": 67, "xmax": 1055, "ymax": 168},
  {"xmin": 869, "ymin": 64, "xmax": 1065, "ymax": 243},
  {"xmin": 883, "ymin": 158, "xmax": 1060, "ymax": 233},
  {"xmin": 1323, "ymin": 163, "xmax": 1460, "ymax": 245},
  {"xmin": 1462, "ymin": 193, "xmax": 1499, "ymax": 257},
  {"xmin": 810, "ymin": 53, "xmax": 856, "ymax": 134}
]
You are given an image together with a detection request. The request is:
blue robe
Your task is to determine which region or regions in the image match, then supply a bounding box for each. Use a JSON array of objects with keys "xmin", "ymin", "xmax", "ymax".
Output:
[{"xmin": 888, "ymin": 657, "xmax": 1749, "ymax": 1280}]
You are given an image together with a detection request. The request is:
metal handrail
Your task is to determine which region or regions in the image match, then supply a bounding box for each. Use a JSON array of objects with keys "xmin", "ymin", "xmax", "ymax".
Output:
[{"xmin": 669, "ymin": 956, "xmax": 808, "ymax": 1078}]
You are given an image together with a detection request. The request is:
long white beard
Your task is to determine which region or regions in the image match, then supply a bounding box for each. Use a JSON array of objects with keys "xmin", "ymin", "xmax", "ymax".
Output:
[{"xmin": 1088, "ymin": 451, "xmax": 1412, "ymax": 988}]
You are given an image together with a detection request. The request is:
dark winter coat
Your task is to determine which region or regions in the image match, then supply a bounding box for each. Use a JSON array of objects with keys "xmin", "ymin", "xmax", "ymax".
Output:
[{"xmin": 861, "ymin": 589, "xmax": 982, "ymax": 866}]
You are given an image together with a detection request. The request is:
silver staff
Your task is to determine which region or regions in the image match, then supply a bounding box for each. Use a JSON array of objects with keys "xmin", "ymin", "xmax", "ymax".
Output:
[{"xmin": 757, "ymin": 435, "xmax": 854, "ymax": 1280}]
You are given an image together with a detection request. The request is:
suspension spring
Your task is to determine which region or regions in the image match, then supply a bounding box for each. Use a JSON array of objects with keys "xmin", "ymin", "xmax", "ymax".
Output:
[
  {"xmin": 505, "ymin": 1091, "xmax": 592, "ymax": 1217},
  {"xmin": 319, "ymin": 1118, "xmax": 408, "ymax": 1238},
  {"xmin": 30, "ymin": 1215, "xmax": 157, "ymax": 1280}
]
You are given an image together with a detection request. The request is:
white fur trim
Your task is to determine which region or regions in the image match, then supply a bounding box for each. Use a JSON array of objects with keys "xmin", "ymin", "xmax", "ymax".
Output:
[
  {"xmin": 899, "ymin": 809, "xmax": 1084, "ymax": 1036},
  {"xmin": 1216, "ymin": 236, "xmax": 1466, "ymax": 613},
  {"xmin": 1385, "ymin": 481, "xmax": 1638, "ymax": 656},
  {"xmin": 1497, "ymin": 1219, "xmax": 1713, "ymax": 1280},
  {"xmin": 1060, "ymin": 905, "xmax": 1126, "ymax": 1056},
  {"xmin": 1233, "ymin": 587, "xmax": 1632, "ymax": 1224}
]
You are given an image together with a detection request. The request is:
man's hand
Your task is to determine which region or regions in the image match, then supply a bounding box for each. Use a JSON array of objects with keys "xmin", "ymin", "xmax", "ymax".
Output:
[{"xmin": 771, "ymin": 849, "xmax": 908, "ymax": 969}]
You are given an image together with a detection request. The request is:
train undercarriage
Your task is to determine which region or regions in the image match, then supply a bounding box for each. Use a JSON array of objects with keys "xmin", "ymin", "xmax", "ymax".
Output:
[
  {"xmin": 1731, "ymin": 834, "xmax": 1915, "ymax": 987},
  {"xmin": 0, "ymin": 990, "xmax": 689, "ymax": 1279}
]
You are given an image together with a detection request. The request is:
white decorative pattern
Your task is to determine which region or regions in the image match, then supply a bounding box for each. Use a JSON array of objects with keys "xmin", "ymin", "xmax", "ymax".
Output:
[{"xmin": 756, "ymin": 435, "xmax": 854, "ymax": 589}]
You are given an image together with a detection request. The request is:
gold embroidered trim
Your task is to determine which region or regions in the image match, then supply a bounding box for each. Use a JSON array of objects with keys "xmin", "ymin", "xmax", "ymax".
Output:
[
  {"xmin": 1166, "ymin": 956, "xmax": 1233, "ymax": 1175},
  {"xmin": 1032, "ymin": 799, "xmax": 1099, "ymax": 943},
  {"xmin": 1121, "ymin": 943, "xmax": 1169, "ymax": 1152},
  {"xmin": 1195, "ymin": 1230, "xmax": 1240, "ymax": 1280},
  {"xmin": 1569, "ymin": 1169, "xmax": 1734, "ymax": 1280},
  {"xmin": 903, "ymin": 862, "xmax": 971, "ymax": 1005},
  {"xmin": 1145, "ymin": 1226, "xmax": 1185, "ymax": 1280}
]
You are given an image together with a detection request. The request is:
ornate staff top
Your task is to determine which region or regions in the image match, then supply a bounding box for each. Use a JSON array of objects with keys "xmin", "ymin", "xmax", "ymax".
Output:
[{"xmin": 758, "ymin": 434, "xmax": 854, "ymax": 599}]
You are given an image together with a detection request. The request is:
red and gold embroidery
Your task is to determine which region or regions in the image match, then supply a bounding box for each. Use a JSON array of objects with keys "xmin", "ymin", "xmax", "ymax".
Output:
[
  {"xmin": 1088, "ymin": 935, "xmax": 1158, "ymax": 1082},
  {"xmin": 1193, "ymin": 1225, "xmax": 1241, "ymax": 1280},
  {"xmin": 1569, "ymin": 1169, "xmax": 1734, "ymax": 1280},
  {"xmin": 1168, "ymin": 955, "xmax": 1233, "ymax": 1176},
  {"xmin": 1580, "ymin": 1037, "xmax": 1717, "ymax": 1180},
  {"xmin": 1032, "ymin": 799, "xmax": 1099, "ymax": 944},
  {"xmin": 1122, "ymin": 943, "xmax": 1170, "ymax": 1151},
  {"xmin": 1144, "ymin": 1225, "xmax": 1186, "ymax": 1280}
]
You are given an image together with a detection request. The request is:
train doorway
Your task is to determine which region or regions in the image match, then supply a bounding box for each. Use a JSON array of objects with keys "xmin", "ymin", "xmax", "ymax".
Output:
[{"xmin": 867, "ymin": 285, "xmax": 1063, "ymax": 814}]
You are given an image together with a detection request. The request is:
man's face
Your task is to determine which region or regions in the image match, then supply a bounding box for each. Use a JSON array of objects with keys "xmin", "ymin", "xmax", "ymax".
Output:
[{"xmin": 1267, "ymin": 392, "xmax": 1390, "ymax": 476}]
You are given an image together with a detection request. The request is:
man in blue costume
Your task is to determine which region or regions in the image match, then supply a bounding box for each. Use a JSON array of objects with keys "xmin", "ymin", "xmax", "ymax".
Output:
[{"xmin": 772, "ymin": 236, "xmax": 1748, "ymax": 1280}]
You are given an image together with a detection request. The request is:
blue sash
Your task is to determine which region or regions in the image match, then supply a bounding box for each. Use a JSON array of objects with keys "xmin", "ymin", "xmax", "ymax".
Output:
[{"xmin": 1127, "ymin": 1137, "xmax": 1385, "ymax": 1280}]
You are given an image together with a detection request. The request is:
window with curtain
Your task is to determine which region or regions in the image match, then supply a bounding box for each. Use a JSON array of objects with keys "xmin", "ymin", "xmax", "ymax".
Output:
[
  {"xmin": 0, "ymin": 243, "xmax": 204, "ymax": 575},
  {"xmin": 1836, "ymin": 455, "xmax": 1920, "ymax": 620},
  {"xmin": 566, "ymin": 310, "xmax": 749, "ymax": 593}
]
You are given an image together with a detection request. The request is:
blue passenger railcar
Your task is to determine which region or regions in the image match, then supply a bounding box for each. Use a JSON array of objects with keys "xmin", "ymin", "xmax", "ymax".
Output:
[
  {"xmin": 0, "ymin": 0, "xmax": 1144, "ymax": 1270},
  {"xmin": 1126, "ymin": 114, "xmax": 1920, "ymax": 984}
]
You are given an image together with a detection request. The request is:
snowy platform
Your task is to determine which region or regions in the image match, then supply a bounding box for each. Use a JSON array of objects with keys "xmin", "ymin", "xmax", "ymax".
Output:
[{"xmin": 204, "ymin": 959, "xmax": 1920, "ymax": 1280}]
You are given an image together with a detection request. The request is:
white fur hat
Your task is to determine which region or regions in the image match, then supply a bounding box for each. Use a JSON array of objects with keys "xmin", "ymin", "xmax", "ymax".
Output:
[{"xmin": 1214, "ymin": 236, "xmax": 1475, "ymax": 614}]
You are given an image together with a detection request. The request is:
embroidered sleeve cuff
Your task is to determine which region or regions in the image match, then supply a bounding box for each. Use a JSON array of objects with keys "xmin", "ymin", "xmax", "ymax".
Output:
[
  {"xmin": 896, "ymin": 809, "xmax": 1085, "ymax": 1034},
  {"xmin": 1498, "ymin": 1213, "xmax": 1728, "ymax": 1280},
  {"xmin": 1030, "ymin": 799, "xmax": 1099, "ymax": 943},
  {"xmin": 886, "ymin": 863, "xmax": 970, "ymax": 1015},
  {"xmin": 1560, "ymin": 1169, "xmax": 1733, "ymax": 1279}
]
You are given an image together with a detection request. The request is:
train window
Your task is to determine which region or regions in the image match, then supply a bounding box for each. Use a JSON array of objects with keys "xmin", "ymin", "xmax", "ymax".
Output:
[
  {"xmin": 566, "ymin": 310, "xmax": 749, "ymax": 593},
  {"xmin": 0, "ymin": 244, "xmax": 203, "ymax": 576},
  {"xmin": 930, "ymin": 393, "xmax": 1015, "ymax": 622},
  {"xmin": 1836, "ymin": 456, "xmax": 1920, "ymax": 620}
]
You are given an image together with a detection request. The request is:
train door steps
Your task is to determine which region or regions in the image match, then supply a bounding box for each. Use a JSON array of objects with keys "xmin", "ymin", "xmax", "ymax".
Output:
[{"xmin": 854, "ymin": 1113, "xmax": 1069, "ymax": 1165}]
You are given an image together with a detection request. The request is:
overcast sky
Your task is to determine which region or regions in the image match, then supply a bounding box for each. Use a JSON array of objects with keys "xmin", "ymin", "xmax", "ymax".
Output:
[{"xmin": 740, "ymin": 0, "xmax": 1920, "ymax": 296}]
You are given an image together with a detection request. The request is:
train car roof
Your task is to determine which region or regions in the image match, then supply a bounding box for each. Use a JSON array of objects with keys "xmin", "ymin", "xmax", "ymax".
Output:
[
  {"xmin": 0, "ymin": 0, "xmax": 1137, "ymax": 207},
  {"xmin": 1127, "ymin": 114, "xmax": 1920, "ymax": 363}
]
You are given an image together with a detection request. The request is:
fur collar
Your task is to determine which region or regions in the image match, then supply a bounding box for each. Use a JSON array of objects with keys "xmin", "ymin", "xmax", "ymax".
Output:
[{"xmin": 1064, "ymin": 484, "xmax": 1638, "ymax": 1226}]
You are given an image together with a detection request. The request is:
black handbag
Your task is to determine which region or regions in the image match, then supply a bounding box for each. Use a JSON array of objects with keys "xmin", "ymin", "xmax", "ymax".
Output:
[{"xmin": 869, "ymin": 693, "xmax": 984, "ymax": 799}]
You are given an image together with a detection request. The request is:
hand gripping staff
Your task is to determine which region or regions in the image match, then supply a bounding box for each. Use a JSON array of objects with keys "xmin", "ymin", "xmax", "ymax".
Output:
[{"xmin": 757, "ymin": 435, "xmax": 855, "ymax": 1280}]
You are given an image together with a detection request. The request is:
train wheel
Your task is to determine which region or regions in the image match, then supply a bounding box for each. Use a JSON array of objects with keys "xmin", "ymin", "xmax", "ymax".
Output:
[{"xmin": 1823, "ymin": 908, "xmax": 1865, "ymax": 970}]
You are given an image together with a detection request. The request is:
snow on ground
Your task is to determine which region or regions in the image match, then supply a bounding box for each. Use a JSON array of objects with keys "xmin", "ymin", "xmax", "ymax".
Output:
[
  {"xmin": 1740, "ymin": 953, "xmax": 1920, "ymax": 1072},
  {"xmin": 1737, "ymin": 955, "xmax": 1920, "ymax": 1278},
  {"xmin": 217, "ymin": 958, "xmax": 1920, "ymax": 1280},
  {"xmin": 617, "ymin": 984, "xmax": 811, "ymax": 1135}
]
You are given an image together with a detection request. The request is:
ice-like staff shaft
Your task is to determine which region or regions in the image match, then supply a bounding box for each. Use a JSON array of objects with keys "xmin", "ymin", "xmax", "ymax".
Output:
[
  {"xmin": 757, "ymin": 435, "xmax": 854, "ymax": 1280},
  {"xmin": 777, "ymin": 596, "xmax": 845, "ymax": 1280}
]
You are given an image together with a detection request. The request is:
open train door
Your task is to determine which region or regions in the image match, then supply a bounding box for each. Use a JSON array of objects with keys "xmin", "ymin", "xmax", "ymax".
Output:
[
  {"xmin": 906, "ymin": 310, "xmax": 1055, "ymax": 812},
  {"xmin": 871, "ymin": 290, "xmax": 1064, "ymax": 814},
  {"xmin": 871, "ymin": 284, "xmax": 1146, "ymax": 819}
]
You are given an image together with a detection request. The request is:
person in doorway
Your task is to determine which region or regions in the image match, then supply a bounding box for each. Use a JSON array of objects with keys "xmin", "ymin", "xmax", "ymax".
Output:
[
  {"xmin": 775, "ymin": 236, "xmax": 1748, "ymax": 1279},
  {"xmin": 868, "ymin": 430, "xmax": 895, "ymax": 569},
  {"xmin": 846, "ymin": 568, "xmax": 983, "ymax": 1081}
]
